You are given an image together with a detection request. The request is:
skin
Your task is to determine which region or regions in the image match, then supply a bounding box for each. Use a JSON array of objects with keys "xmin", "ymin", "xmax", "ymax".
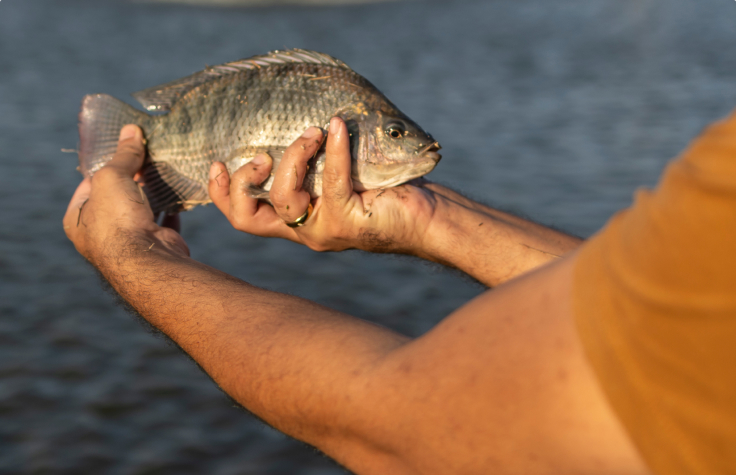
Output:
[
  {"xmin": 208, "ymin": 120, "xmax": 580, "ymax": 287},
  {"xmin": 64, "ymin": 121, "xmax": 651, "ymax": 474}
]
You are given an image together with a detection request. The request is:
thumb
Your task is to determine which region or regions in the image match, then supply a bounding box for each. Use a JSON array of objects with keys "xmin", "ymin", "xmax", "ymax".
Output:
[
  {"xmin": 322, "ymin": 117, "xmax": 353, "ymax": 209},
  {"xmin": 106, "ymin": 124, "xmax": 146, "ymax": 177}
]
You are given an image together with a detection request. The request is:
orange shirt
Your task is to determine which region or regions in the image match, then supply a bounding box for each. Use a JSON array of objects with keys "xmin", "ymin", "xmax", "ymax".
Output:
[{"xmin": 573, "ymin": 112, "xmax": 736, "ymax": 474}]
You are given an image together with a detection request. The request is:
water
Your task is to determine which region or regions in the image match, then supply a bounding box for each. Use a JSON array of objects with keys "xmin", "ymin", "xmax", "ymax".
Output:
[{"xmin": 1, "ymin": 0, "xmax": 734, "ymax": 472}]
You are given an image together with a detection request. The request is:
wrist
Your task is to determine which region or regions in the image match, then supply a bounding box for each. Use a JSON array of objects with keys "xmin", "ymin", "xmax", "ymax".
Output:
[
  {"xmin": 413, "ymin": 193, "xmax": 467, "ymax": 266},
  {"xmin": 415, "ymin": 186, "xmax": 583, "ymax": 286},
  {"xmin": 90, "ymin": 225, "xmax": 188, "ymax": 273},
  {"xmin": 385, "ymin": 187, "xmax": 439, "ymax": 257}
]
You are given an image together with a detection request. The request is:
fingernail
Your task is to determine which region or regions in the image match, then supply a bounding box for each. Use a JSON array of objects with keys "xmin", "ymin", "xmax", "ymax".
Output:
[
  {"xmin": 301, "ymin": 127, "xmax": 322, "ymax": 139},
  {"xmin": 209, "ymin": 163, "xmax": 220, "ymax": 181},
  {"xmin": 252, "ymin": 154, "xmax": 266, "ymax": 166},
  {"xmin": 120, "ymin": 125, "xmax": 139, "ymax": 141},
  {"xmin": 329, "ymin": 117, "xmax": 340, "ymax": 135}
]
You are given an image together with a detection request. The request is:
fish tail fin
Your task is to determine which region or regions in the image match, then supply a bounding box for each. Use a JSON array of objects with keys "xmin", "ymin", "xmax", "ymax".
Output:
[{"xmin": 78, "ymin": 94, "xmax": 151, "ymax": 177}]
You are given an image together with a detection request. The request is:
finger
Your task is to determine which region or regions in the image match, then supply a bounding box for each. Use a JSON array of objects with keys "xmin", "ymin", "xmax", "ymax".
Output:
[
  {"xmin": 322, "ymin": 117, "xmax": 353, "ymax": 209},
  {"xmin": 105, "ymin": 125, "xmax": 146, "ymax": 177},
  {"xmin": 92, "ymin": 125, "xmax": 154, "ymax": 223},
  {"xmin": 208, "ymin": 162, "xmax": 232, "ymax": 219},
  {"xmin": 160, "ymin": 213, "xmax": 181, "ymax": 234},
  {"xmin": 228, "ymin": 154, "xmax": 274, "ymax": 226},
  {"xmin": 270, "ymin": 127, "xmax": 323, "ymax": 223},
  {"xmin": 63, "ymin": 177, "xmax": 92, "ymax": 233}
]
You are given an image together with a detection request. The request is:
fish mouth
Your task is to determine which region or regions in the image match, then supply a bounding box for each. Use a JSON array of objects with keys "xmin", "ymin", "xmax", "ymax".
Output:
[{"xmin": 418, "ymin": 141, "xmax": 442, "ymax": 164}]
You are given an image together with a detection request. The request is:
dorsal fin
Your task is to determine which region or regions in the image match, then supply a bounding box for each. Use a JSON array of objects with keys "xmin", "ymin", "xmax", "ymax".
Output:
[{"xmin": 131, "ymin": 49, "xmax": 351, "ymax": 112}]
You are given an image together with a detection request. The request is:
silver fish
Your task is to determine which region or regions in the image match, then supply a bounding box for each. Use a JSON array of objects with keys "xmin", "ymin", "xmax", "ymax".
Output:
[{"xmin": 78, "ymin": 49, "xmax": 441, "ymax": 214}]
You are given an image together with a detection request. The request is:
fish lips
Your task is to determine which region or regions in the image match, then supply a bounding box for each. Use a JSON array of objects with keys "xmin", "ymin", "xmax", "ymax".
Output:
[
  {"xmin": 419, "ymin": 141, "xmax": 442, "ymax": 164},
  {"xmin": 423, "ymin": 150, "xmax": 442, "ymax": 164}
]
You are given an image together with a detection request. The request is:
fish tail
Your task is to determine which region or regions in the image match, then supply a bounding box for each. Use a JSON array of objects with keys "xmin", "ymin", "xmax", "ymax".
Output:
[{"xmin": 78, "ymin": 94, "xmax": 151, "ymax": 177}]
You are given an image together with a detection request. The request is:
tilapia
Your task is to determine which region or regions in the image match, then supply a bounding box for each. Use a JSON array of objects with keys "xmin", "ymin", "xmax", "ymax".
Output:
[{"xmin": 78, "ymin": 49, "xmax": 441, "ymax": 214}]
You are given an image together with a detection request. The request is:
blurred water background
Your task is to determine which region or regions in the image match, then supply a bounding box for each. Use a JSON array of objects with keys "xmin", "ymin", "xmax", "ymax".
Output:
[{"xmin": 1, "ymin": 0, "xmax": 734, "ymax": 473}]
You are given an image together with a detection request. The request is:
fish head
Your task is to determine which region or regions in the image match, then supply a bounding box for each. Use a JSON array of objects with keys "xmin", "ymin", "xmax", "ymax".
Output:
[{"xmin": 347, "ymin": 109, "xmax": 441, "ymax": 191}]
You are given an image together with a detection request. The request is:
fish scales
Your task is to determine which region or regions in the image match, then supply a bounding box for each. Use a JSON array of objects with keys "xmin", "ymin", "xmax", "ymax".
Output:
[
  {"xmin": 78, "ymin": 49, "xmax": 441, "ymax": 214},
  {"xmin": 150, "ymin": 62, "xmax": 370, "ymax": 174}
]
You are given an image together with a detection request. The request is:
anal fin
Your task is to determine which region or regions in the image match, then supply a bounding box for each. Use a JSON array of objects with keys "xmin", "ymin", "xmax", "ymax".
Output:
[{"xmin": 142, "ymin": 162, "xmax": 209, "ymax": 214}]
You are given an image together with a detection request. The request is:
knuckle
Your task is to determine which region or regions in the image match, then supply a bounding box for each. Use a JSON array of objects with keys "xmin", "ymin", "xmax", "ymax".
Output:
[
  {"xmin": 119, "ymin": 138, "xmax": 144, "ymax": 153},
  {"xmin": 322, "ymin": 166, "xmax": 341, "ymax": 184},
  {"xmin": 116, "ymin": 144, "xmax": 143, "ymax": 160},
  {"xmin": 93, "ymin": 167, "xmax": 116, "ymax": 183},
  {"xmin": 231, "ymin": 214, "xmax": 248, "ymax": 231},
  {"xmin": 325, "ymin": 185, "xmax": 347, "ymax": 203},
  {"xmin": 270, "ymin": 189, "xmax": 288, "ymax": 208},
  {"xmin": 307, "ymin": 241, "xmax": 328, "ymax": 252},
  {"xmin": 231, "ymin": 166, "xmax": 249, "ymax": 181}
]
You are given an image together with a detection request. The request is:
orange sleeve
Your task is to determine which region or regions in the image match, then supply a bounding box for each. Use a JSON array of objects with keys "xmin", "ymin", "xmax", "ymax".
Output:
[{"xmin": 573, "ymin": 113, "xmax": 736, "ymax": 475}]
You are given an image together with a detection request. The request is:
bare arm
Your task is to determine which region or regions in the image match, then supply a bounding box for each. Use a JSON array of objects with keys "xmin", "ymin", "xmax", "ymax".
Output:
[
  {"xmin": 410, "ymin": 182, "xmax": 582, "ymax": 286},
  {"xmin": 64, "ymin": 126, "xmax": 409, "ymax": 450},
  {"xmin": 208, "ymin": 118, "xmax": 581, "ymax": 287},
  {"xmin": 64, "ymin": 125, "xmax": 646, "ymax": 474}
]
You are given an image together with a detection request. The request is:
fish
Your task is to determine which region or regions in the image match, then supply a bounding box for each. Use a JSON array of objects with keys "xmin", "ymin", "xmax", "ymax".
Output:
[{"xmin": 78, "ymin": 48, "xmax": 442, "ymax": 214}]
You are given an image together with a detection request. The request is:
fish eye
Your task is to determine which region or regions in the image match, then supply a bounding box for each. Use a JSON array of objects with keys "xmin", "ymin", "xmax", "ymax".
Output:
[{"xmin": 386, "ymin": 123, "xmax": 405, "ymax": 139}]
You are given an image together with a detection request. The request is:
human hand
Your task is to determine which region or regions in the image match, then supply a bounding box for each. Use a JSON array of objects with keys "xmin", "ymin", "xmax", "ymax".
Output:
[
  {"xmin": 63, "ymin": 125, "xmax": 189, "ymax": 268},
  {"xmin": 208, "ymin": 117, "xmax": 439, "ymax": 254}
]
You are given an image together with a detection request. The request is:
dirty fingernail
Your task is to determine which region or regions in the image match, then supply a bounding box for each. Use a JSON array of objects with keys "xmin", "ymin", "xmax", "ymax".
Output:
[
  {"xmin": 329, "ymin": 117, "xmax": 340, "ymax": 135},
  {"xmin": 120, "ymin": 124, "xmax": 139, "ymax": 141},
  {"xmin": 252, "ymin": 154, "xmax": 266, "ymax": 166},
  {"xmin": 301, "ymin": 127, "xmax": 322, "ymax": 139},
  {"xmin": 209, "ymin": 163, "xmax": 221, "ymax": 181}
]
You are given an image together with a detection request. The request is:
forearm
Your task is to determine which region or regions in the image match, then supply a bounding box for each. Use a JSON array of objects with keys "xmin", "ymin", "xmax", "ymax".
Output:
[
  {"xmin": 415, "ymin": 184, "xmax": 582, "ymax": 287},
  {"xmin": 96, "ymin": 229, "xmax": 408, "ymax": 449},
  {"xmin": 68, "ymin": 124, "xmax": 648, "ymax": 475},
  {"xmin": 204, "ymin": 119, "xmax": 579, "ymax": 287}
]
